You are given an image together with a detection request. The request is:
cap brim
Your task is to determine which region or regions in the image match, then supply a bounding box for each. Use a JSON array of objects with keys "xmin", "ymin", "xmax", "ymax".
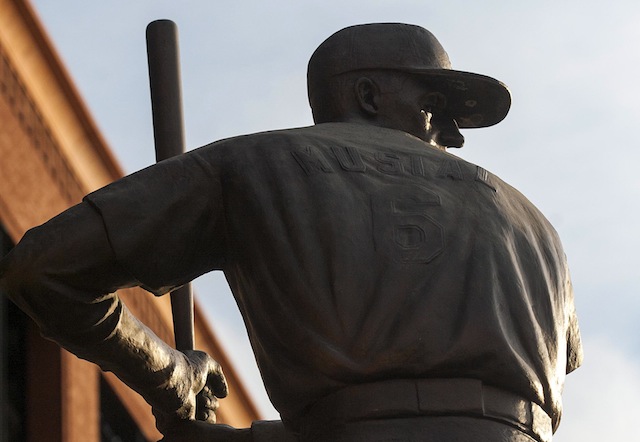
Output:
[{"xmin": 407, "ymin": 69, "xmax": 511, "ymax": 128}]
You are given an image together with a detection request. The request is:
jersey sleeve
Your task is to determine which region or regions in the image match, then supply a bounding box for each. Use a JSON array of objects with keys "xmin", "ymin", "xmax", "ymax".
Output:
[{"xmin": 84, "ymin": 144, "xmax": 227, "ymax": 296}]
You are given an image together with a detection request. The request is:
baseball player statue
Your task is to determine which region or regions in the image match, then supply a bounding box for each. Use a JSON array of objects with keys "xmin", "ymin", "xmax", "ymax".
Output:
[{"xmin": 0, "ymin": 23, "xmax": 582, "ymax": 442}]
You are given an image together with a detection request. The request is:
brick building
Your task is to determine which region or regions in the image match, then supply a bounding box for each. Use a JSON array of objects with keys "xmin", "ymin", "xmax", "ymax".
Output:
[{"xmin": 0, "ymin": 1, "xmax": 261, "ymax": 440}]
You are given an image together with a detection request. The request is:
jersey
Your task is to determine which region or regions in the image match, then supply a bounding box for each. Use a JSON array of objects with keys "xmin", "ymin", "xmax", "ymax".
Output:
[{"xmin": 84, "ymin": 122, "xmax": 582, "ymax": 430}]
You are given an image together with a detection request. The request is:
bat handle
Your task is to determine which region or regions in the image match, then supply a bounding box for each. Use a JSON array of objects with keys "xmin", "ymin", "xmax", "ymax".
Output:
[{"xmin": 170, "ymin": 285, "xmax": 195, "ymax": 352}]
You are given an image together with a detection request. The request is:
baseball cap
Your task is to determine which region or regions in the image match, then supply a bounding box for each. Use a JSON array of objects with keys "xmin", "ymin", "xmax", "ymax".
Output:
[{"xmin": 307, "ymin": 23, "xmax": 511, "ymax": 128}]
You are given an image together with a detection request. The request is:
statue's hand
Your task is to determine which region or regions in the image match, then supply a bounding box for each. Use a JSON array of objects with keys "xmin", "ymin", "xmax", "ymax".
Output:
[{"xmin": 153, "ymin": 350, "xmax": 228, "ymax": 435}]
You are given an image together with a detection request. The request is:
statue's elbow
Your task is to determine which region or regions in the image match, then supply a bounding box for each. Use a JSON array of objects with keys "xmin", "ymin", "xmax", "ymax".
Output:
[{"xmin": 0, "ymin": 226, "xmax": 63, "ymax": 318}]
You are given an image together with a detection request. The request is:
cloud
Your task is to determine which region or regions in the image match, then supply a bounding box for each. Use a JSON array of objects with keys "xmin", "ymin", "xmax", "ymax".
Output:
[{"xmin": 554, "ymin": 335, "xmax": 640, "ymax": 441}]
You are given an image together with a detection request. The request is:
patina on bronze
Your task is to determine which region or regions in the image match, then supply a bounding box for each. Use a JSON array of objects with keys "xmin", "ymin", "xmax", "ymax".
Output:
[{"xmin": 0, "ymin": 23, "xmax": 582, "ymax": 442}]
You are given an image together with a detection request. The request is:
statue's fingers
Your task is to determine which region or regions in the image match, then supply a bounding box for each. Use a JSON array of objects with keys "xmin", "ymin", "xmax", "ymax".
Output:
[
  {"xmin": 196, "ymin": 386, "xmax": 219, "ymax": 423},
  {"xmin": 207, "ymin": 361, "xmax": 228, "ymax": 398},
  {"xmin": 199, "ymin": 387, "xmax": 220, "ymax": 410},
  {"xmin": 195, "ymin": 408, "xmax": 217, "ymax": 424}
]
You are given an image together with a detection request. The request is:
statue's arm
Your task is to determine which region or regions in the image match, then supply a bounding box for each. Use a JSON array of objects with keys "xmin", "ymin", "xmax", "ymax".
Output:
[{"xmin": 0, "ymin": 201, "xmax": 226, "ymax": 426}]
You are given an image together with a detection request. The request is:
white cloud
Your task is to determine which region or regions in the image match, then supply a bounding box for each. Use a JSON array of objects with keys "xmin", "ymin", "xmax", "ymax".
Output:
[{"xmin": 554, "ymin": 335, "xmax": 640, "ymax": 441}]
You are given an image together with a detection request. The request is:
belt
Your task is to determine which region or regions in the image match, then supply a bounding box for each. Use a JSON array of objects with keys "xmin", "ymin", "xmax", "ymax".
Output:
[{"xmin": 300, "ymin": 378, "xmax": 552, "ymax": 442}]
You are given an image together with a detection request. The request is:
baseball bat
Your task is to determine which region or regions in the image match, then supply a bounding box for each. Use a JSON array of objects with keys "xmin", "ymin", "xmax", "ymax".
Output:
[{"xmin": 146, "ymin": 19, "xmax": 195, "ymax": 352}]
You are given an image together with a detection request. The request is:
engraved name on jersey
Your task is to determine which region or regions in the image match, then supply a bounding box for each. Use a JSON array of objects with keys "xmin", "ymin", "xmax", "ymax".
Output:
[{"xmin": 291, "ymin": 144, "xmax": 498, "ymax": 192}]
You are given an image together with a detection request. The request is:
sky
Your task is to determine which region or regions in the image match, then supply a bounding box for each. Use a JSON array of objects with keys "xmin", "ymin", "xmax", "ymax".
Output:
[{"xmin": 28, "ymin": 0, "xmax": 640, "ymax": 440}]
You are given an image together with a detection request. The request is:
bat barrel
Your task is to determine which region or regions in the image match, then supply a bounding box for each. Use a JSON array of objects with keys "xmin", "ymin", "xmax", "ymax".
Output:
[{"xmin": 146, "ymin": 19, "xmax": 186, "ymax": 161}]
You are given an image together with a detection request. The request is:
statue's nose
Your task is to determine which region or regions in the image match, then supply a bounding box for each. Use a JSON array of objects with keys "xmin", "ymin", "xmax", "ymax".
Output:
[{"xmin": 433, "ymin": 115, "xmax": 465, "ymax": 149}]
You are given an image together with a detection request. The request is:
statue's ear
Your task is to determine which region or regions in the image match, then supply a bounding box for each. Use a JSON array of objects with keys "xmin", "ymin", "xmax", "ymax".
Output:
[{"xmin": 354, "ymin": 77, "xmax": 380, "ymax": 116}]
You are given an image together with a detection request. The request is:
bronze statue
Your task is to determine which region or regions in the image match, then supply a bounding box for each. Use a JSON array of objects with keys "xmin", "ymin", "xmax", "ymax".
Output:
[{"xmin": 0, "ymin": 23, "xmax": 582, "ymax": 442}]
